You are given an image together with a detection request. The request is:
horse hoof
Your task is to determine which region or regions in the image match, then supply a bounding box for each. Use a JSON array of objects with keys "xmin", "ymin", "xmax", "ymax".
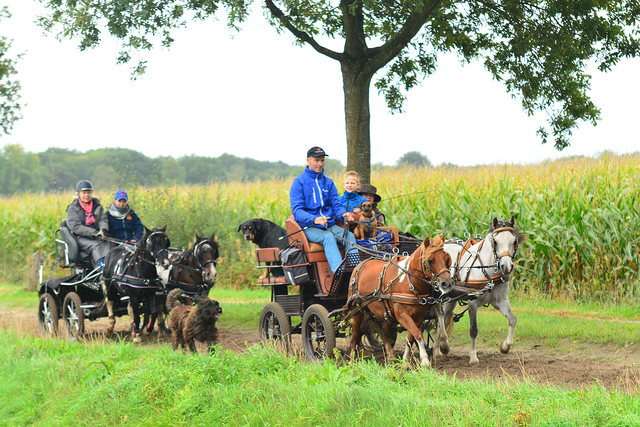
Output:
[
  {"xmin": 500, "ymin": 342, "xmax": 511, "ymax": 354},
  {"xmin": 132, "ymin": 330, "xmax": 142, "ymax": 343},
  {"xmin": 469, "ymin": 358, "xmax": 480, "ymax": 366},
  {"xmin": 145, "ymin": 322, "xmax": 154, "ymax": 334},
  {"xmin": 439, "ymin": 344, "xmax": 450, "ymax": 355}
]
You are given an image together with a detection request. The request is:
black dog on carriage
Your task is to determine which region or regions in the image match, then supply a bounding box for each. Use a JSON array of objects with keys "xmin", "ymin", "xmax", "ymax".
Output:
[
  {"xmin": 102, "ymin": 226, "xmax": 171, "ymax": 342},
  {"xmin": 238, "ymin": 218, "xmax": 288, "ymax": 277}
]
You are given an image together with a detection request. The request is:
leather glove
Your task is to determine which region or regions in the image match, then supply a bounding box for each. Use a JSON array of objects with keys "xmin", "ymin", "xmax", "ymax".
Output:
[{"xmin": 94, "ymin": 229, "xmax": 105, "ymax": 239}]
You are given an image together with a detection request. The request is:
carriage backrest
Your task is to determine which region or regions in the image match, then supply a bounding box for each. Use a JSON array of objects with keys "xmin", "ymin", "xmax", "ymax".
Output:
[
  {"xmin": 58, "ymin": 220, "xmax": 80, "ymax": 265},
  {"xmin": 285, "ymin": 214, "xmax": 311, "ymax": 253}
]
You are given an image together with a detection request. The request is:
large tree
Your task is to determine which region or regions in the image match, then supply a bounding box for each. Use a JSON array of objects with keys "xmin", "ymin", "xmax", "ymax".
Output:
[
  {"xmin": 38, "ymin": 1, "xmax": 640, "ymax": 182},
  {"xmin": 0, "ymin": 7, "xmax": 22, "ymax": 136}
]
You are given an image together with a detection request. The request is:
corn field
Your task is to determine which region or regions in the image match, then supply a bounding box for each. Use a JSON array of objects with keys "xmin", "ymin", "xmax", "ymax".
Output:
[{"xmin": 1, "ymin": 153, "xmax": 638, "ymax": 302}]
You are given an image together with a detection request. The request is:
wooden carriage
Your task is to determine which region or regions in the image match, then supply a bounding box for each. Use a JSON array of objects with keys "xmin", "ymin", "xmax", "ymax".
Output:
[{"xmin": 255, "ymin": 214, "xmax": 407, "ymax": 361}]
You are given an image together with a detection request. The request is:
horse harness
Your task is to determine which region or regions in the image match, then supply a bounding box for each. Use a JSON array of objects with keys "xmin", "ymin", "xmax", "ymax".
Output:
[
  {"xmin": 112, "ymin": 231, "xmax": 168, "ymax": 291},
  {"xmin": 345, "ymin": 244, "xmax": 449, "ymax": 323},
  {"xmin": 452, "ymin": 226, "xmax": 518, "ymax": 290},
  {"xmin": 165, "ymin": 239, "xmax": 217, "ymax": 292}
]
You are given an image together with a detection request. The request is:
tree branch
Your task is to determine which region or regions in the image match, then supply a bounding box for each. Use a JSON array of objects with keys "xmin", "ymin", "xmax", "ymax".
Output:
[
  {"xmin": 366, "ymin": 0, "xmax": 444, "ymax": 72},
  {"xmin": 264, "ymin": 0, "xmax": 342, "ymax": 61}
]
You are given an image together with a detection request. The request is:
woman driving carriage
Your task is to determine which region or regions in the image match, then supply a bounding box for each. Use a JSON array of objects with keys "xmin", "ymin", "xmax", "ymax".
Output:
[{"xmin": 65, "ymin": 180, "xmax": 111, "ymax": 268}]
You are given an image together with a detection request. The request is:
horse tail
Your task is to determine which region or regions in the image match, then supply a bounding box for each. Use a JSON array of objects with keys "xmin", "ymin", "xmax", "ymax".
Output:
[
  {"xmin": 166, "ymin": 288, "xmax": 184, "ymax": 312},
  {"xmin": 444, "ymin": 311, "xmax": 455, "ymax": 336}
]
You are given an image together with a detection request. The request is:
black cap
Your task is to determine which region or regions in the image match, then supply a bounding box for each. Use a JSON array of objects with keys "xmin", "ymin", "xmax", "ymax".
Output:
[
  {"xmin": 358, "ymin": 184, "xmax": 382, "ymax": 203},
  {"xmin": 307, "ymin": 146, "xmax": 329, "ymax": 158}
]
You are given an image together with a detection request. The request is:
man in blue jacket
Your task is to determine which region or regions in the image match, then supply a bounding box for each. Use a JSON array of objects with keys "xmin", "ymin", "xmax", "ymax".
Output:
[{"xmin": 290, "ymin": 146, "xmax": 357, "ymax": 273}]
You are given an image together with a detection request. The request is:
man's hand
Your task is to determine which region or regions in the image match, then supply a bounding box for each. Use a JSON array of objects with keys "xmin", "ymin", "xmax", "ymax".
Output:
[
  {"xmin": 314, "ymin": 216, "xmax": 328, "ymax": 226},
  {"xmin": 343, "ymin": 212, "xmax": 355, "ymax": 222},
  {"xmin": 94, "ymin": 229, "xmax": 105, "ymax": 239}
]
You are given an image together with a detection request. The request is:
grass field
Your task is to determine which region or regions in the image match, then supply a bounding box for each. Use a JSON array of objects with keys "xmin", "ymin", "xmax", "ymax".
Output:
[{"xmin": 1, "ymin": 281, "xmax": 640, "ymax": 426}]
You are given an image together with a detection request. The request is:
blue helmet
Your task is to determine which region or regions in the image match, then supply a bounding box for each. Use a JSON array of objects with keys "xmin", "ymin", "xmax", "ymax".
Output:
[{"xmin": 76, "ymin": 180, "xmax": 93, "ymax": 191}]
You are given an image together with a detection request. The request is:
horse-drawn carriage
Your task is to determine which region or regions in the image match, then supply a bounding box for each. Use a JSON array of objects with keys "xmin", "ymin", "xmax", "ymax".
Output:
[
  {"xmin": 255, "ymin": 215, "xmax": 451, "ymax": 363},
  {"xmin": 256, "ymin": 215, "xmax": 522, "ymax": 366},
  {"xmin": 37, "ymin": 221, "xmax": 133, "ymax": 340},
  {"xmin": 37, "ymin": 222, "xmax": 192, "ymax": 341}
]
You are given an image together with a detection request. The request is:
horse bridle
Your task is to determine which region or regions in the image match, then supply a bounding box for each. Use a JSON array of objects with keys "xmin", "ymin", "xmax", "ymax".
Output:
[
  {"xmin": 145, "ymin": 231, "xmax": 171, "ymax": 261},
  {"xmin": 489, "ymin": 227, "xmax": 519, "ymax": 263},
  {"xmin": 193, "ymin": 239, "xmax": 218, "ymax": 270},
  {"xmin": 418, "ymin": 245, "xmax": 451, "ymax": 293}
]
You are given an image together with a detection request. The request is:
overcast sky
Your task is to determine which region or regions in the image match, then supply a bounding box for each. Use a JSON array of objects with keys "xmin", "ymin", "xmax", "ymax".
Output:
[{"xmin": 2, "ymin": 0, "xmax": 639, "ymax": 167}]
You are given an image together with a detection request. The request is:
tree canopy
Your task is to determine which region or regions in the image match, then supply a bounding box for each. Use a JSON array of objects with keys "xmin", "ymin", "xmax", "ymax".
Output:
[
  {"xmin": 0, "ymin": 144, "xmax": 313, "ymax": 195},
  {"xmin": 38, "ymin": 0, "xmax": 640, "ymax": 183},
  {"xmin": 0, "ymin": 7, "xmax": 22, "ymax": 136},
  {"xmin": 397, "ymin": 151, "xmax": 431, "ymax": 168}
]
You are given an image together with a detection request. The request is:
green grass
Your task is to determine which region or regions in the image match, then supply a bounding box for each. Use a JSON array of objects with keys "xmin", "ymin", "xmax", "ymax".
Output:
[
  {"xmin": 1, "ymin": 330, "xmax": 639, "ymax": 426},
  {"xmin": 209, "ymin": 286, "xmax": 270, "ymax": 329},
  {"xmin": 2, "ymin": 284, "xmax": 640, "ymax": 425},
  {"xmin": 442, "ymin": 290, "xmax": 640, "ymax": 354}
]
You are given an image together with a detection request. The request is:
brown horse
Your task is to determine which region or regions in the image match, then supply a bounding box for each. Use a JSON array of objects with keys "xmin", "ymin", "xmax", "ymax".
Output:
[{"xmin": 345, "ymin": 235, "xmax": 453, "ymax": 367}]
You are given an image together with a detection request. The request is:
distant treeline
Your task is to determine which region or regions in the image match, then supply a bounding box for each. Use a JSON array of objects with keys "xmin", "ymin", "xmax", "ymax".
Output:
[{"xmin": 0, "ymin": 144, "xmax": 345, "ymax": 194}]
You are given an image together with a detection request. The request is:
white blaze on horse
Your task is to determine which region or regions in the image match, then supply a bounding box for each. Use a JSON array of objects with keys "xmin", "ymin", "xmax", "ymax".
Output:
[{"xmin": 435, "ymin": 216, "xmax": 524, "ymax": 365}]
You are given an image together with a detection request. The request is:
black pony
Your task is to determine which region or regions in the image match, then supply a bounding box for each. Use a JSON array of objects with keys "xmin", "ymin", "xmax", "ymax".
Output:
[
  {"xmin": 155, "ymin": 233, "xmax": 219, "ymax": 331},
  {"xmin": 102, "ymin": 226, "xmax": 171, "ymax": 342}
]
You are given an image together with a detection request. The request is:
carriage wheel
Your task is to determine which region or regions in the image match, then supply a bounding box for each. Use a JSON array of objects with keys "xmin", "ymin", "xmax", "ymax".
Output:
[
  {"xmin": 259, "ymin": 302, "xmax": 291, "ymax": 351},
  {"xmin": 63, "ymin": 292, "xmax": 85, "ymax": 341},
  {"xmin": 302, "ymin": 304, "xmax": 336, "ymax": 362},
  {"xmin": 38, "ymin": 293, "xmax": 59, "ymax": 336}
]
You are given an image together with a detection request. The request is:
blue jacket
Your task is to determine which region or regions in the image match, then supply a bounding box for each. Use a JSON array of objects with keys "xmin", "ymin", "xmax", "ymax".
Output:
[
  {"xmin": 290, "ymin": 167, "xmax": 347, "ymax": 229},
  {"xmin": 340, "ymin": 191, "xmax": 368, "ymax": 212},
  {"xmin": 107, "ymin": 207, "xmax": 144, "ymax": 242}
]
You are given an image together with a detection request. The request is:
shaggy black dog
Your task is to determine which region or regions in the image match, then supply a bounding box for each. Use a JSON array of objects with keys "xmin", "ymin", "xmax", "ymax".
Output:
[
  {"xmin": 166, "ymin": 288, "xmax": 222, "ymax": 353},
  {"xmin": 237, "ymin": 218, "xmax": 289, "ymax": 250}
]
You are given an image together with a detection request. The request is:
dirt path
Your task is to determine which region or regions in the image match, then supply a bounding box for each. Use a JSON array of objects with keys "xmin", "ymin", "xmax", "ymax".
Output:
[{"xmin": 4, "ymin": 307, "xmax": 639, "ymax": 392}]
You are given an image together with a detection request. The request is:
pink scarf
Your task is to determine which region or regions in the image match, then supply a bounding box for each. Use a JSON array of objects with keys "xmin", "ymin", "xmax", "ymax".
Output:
[{"xmin": 80, "ymin": 200, "xmax": 95, "ymax": 226}]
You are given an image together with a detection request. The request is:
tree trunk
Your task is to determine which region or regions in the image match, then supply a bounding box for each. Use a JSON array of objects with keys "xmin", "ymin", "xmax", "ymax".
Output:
[{"xmin": 342, "ymin": 62, "xmax": 374, "ymax": 184}]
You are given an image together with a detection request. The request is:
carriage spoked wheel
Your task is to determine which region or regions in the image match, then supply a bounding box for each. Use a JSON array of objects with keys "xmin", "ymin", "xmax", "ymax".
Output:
[
  {"xmin": 302, "ymin": 304, "xmax": 336, "ymax": 362},
  {"xmin": 62, "ymin": 292, "xmax": 85, "ymax": 341},
  {"xmin": 259, "ymin": 302, "xmax": 291, "ymax": 351},
  {"xmin": 38, "ymin": 293, "xmax": 59, "ymax": 336}
]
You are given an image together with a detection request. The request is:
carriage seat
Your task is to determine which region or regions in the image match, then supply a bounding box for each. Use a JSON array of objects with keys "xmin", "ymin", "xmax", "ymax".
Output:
[{"xmin": 56, "ymin": 220, "xmax": 91, "ymax": 267}]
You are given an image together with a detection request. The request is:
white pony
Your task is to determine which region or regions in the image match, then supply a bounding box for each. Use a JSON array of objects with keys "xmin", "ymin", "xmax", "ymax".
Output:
[{"xmin": 434, "ymin": 216, "xmax": 524, "ymax": 365}]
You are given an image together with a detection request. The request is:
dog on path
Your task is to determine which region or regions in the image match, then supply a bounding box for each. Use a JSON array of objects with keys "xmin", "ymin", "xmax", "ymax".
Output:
[{"xmin": 167, "ymin": 288, "xmax": 222, "ymax": 353}]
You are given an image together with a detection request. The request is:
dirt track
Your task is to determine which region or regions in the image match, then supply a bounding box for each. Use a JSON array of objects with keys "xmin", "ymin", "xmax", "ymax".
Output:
[{"xmin": 3, "ymin": 307, "xmax": 639, "ymax": 393}]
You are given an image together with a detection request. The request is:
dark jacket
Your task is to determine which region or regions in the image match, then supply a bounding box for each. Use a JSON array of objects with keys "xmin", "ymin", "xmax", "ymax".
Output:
[
  {"xmin": 107, "ymin": 201, "xmax": 144, "ymax": 242},
  {"xmin": 290, "ymin": 167, "xmax": 347, "ymax": 229},
  {"xmin": 66, "ymin": 198, "xmax": 108, "ymax": 237}
]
